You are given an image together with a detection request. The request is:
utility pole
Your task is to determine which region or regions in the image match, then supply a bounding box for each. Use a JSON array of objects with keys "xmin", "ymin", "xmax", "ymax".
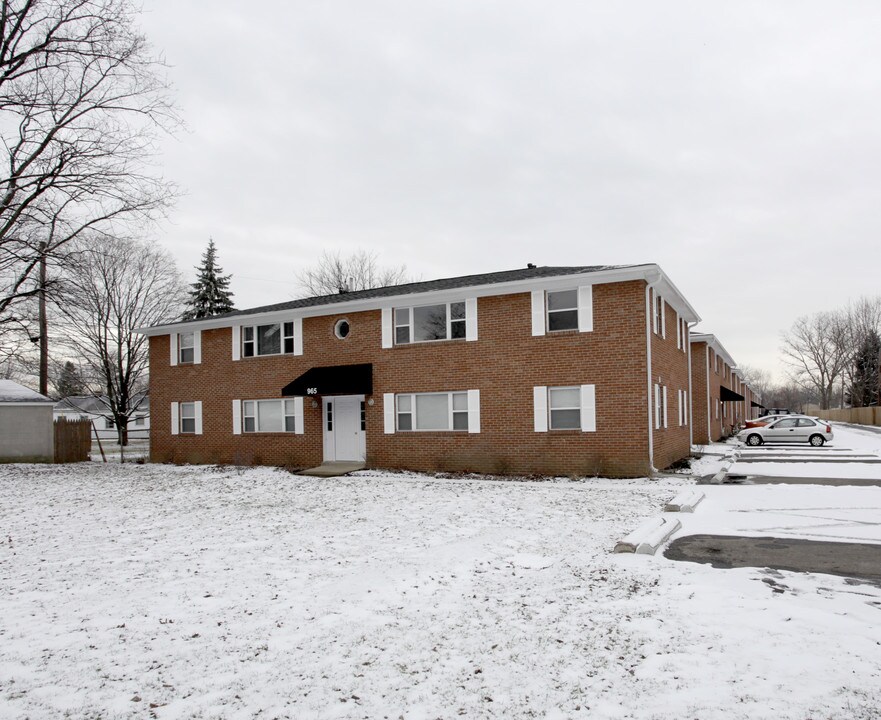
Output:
[{"xmin": 39, "ymin": 242, "xmax": 48, "ymax": 396}]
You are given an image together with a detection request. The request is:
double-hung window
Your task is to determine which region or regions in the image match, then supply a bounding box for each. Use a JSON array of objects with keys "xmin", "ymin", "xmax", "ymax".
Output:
[
  {"xmin": 179, "ymin": 332, "xmax": 195, "ymax": 363},
  {"xmin": 533, "ymin": 385, "xmax": 596, "ymax": 432},
  {"xmin": 396, "ymin": 392, "xmax": 469, "ymax": 431},
  {"xmin": 242, "ymin": 322, "xmax": 296, "ymax": 357},
  {"xmin": 531, "ymin": 286, "xmax": 592, "ymax": 335},
  {"xmin": 180, "ymin": 402, "xmax": 197, "ymax": 434},
  {"xmin": 394, "ymin": 302, "xmax": 466, "ymax": 344},
  {"xmin": 546, "ymin": 290, "xmax": 578, "ymax": 332},
  {"xmin": 242, "ymin": 399, "xmax": 298, "ymax": 433},
  {"xmin": 548, "ymin": 387, "xmax": 581, "ymax": 429}
]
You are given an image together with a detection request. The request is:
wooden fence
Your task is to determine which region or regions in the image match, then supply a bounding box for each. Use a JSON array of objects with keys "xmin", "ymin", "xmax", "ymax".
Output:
[
  {"xmin": 819, "ymin": 406, "xmax": 881, "ymax": 426},
  {"xmin": 54, "ymin": 417, "xmax": 92, "ymax": 463}
]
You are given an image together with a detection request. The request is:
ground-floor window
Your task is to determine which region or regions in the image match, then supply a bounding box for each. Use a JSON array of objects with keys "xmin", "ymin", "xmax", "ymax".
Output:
[
  {"xmin": 533, "ymin": 384, "xmax": 596, "ymax": 433},
  {"xmin": 180, "ymin": 402, "xmax": 197, "ymax": 434},
  {"xmin": 396, "ymin": 392, "xmax": 469, "ymax": 431},
  {"xmin": 242, "ymin": 399, "xmax": 298, "ymax": 433}
]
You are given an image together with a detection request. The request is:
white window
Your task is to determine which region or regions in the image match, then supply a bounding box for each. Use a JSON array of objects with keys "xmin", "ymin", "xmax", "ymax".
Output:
[
  {"xmin": 242, "ymin": 322, "xmax": 296, "ymax": 357},
  {"xmin": 179, "ymin": 332, "xmax": 195, "ymax": 363},
  {"xmin": 548, "ymin": 386, "xmax": 581, "ymax": 429},
  {"xmin": 180, "ymin": 402, "xmax": 197, "ymax": 434},
  {"xmin": 394, "ymin": 302, "xmax": 467, "ymax": 344},
  {"xmin": 395, "ymin": 392, "xmax": 469, "ymax": 431},
  {"xmin": 546, "ymin": 290, "xmax": 578, "ymax": 332},
  {"xmin": 653, "ymin": 293, "xmax": 665, "ymax": 337},
  {"xmin": 135, "ymin": 416, "xmax": 145, "ymax": 426},
  {"xmin": 533, "ymin": 385, "xmax": 596, "ymax": 432},
  {"xmin": 105, "ymin": 418, "xmax": 114, "ymax": 429},
  {"xmin": 531, "ymin": 286, "xmax": 592, "ymax": 336},
  {"xmin": 242, "ymin": 399, "xmax": 299, "ymax": 433}
]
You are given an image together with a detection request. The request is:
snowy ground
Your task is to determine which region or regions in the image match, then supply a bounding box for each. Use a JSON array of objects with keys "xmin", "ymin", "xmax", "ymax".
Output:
[{"xmin": 1, "ymin": 425, "xmax": 880, "ymax": 719}]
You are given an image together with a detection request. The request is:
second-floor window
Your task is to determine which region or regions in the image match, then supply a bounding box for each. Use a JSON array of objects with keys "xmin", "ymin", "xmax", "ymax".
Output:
[
  {"xmin": 242, "ymin": 322, "xmax": 295, "ymax": 357},
  {"xmin": 179, "ymin": 332, "xmax": 195, "ymax": 363},
  {"xmin": 394, "ymin": 302, "xmax": 466, "ymax": 344},
  {"xmin": 547, "ymin": 290, "xmax": 578, "ymax": 331}
]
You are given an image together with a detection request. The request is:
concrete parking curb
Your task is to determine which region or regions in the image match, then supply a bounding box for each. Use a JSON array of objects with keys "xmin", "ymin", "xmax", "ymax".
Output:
[
  {"xmin": 664, "ymin": 489, "xmax": 705, "ymax": 513},
  {"xmin": 614, "ymin": 516, "xmax": 682, "ymax": 555}
]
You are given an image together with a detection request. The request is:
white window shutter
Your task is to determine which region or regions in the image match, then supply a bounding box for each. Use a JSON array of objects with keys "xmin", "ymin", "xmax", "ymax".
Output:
[
  {"xmin": 531, "ymin": 291, "xmax": 545, "ymax": 336},
  {"xmin": 193, "ymin": 330, "xmax": 202, "ymax": 364},
  {"xmin": 577, "ymin": 285, "xmax": 593, "ymax": 332},
  {"xmin": 675, "ymin": 313, "xmax": 681, "ymax": 349},
  {"xmin": 170, "ymin": 333, "xmax": 178, "ymax": 367},
  {"xmin": 684, "ymin": 391, "xmax": 688, "ymax": 425},
  {"xmin": 194, "ymin": 401, "xmax": 203, "ymax": 435},
  {"xmin": 654, "ymin": 384, "xmax": 661, "ymax": 429},
  {"xmin": 381, "ymin": 308, "xmax": 393, "ymax": 348},
  {"xmin": 232, "ymin": 400, "xmax": 242, "ymax": 435},
  {"xmin": 652, "ymin": 291, "xmax": 658, "ymax": 334},
  {"xmin": 533, "ymin": 386, "xmax": 548, "ymax": 432},
  {"xmin": 662, "ymin": 387, "xmax": 668, "ymax": 428},
  {"xmin": 678, "ymin": 390, "xmax": 683, "ymax": 426},
  {"xmin": 580, "ymin": 384, "xmax": 596, "ymax": 432},
  {"xmin": 293, "ymin": 318, "xmax": 303, "ymax": 356},
  {"xmin": 294, "ymin": 396, "xmax": 304, "ymax": 435},
  {"xmin": 170, "ymin": 402, "xmax": 179, "ymax": 435},
  {"xmin": 467, "ymin": 389, "xmax": 480, "ymax": 433},
  {"xmin": 383, "ymin": 393, "xmax": 395, "ymax": 433},
  {"xmin": 465, "ymin": 298, "xmax": 478, "ymax": 341},
  {"xmin": 232, "ymin": 325, "xmax": 241, "ymax": 361},
  {"xmin": 661, "ymin": 299, "xmax": 667, "ymax": 338}
]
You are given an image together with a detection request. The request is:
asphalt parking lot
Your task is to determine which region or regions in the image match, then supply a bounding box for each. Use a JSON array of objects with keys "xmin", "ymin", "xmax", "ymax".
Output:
[{"xmin": 667, "ymin": 424, "xmax": 881, "ymax": 582}]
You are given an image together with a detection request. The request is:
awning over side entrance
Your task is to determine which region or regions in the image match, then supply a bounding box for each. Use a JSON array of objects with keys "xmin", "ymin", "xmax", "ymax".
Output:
[
  {"xmin": 751, "ymin": 400, "xmax": 766, "ymax": 409},
  {"xmin": 720, "ymin": 385, "xmax": 745, "ymax": 402},
  {"xmin": 282, "ymin": 363, "xmax": 373, "ymax": 397}
]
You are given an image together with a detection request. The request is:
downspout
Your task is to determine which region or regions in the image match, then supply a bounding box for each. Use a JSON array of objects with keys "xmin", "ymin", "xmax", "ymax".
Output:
[
  {"xmin": 686, "ymin": 321, "xmax": 698, "ymax": 447},
  {"xmin": 644, "ymin": 272, "xmax": 661, "ymax": 474}
]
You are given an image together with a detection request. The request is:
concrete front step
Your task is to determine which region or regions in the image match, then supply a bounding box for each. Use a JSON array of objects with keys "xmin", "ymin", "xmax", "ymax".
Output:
[{"xmin": 299, "ymin": 461, "xmax": 366, "ymax": 478}]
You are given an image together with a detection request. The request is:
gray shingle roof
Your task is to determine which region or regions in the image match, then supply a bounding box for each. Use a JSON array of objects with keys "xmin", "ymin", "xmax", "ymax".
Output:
[{"xmin": 177, "ymin": 264, "xmax": 632, "ymax": 326}]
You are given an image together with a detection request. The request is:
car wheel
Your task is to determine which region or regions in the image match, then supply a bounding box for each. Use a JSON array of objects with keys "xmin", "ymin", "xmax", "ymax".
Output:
[
  {"xmin": 746, "ymin": 434, "xmax": 763, "ymax": 446},
  {"xmin": 809, "ymin": 434, "xmax": 825, "ymax": 447}
]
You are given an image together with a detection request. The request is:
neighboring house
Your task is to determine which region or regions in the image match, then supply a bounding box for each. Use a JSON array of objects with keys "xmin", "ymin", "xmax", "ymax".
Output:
[
  {"xmin": 0, "ymin": 380, "xmax": 54, "ymax": 463},
  {"xmin": 53, "ymin": 394, "xmax": 150, "ymax": 441},
  {"xmin": 690, "ymin": 333, "xmax": 747, "ymax": 444},
  {"xmin": 140, "ymin": 264, "xmax": 703, "ymax": 477}
]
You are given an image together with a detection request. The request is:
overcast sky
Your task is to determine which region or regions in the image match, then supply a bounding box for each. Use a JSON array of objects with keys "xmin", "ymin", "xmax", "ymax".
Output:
[{"xmin": 139, "ymin": 1, "xmax": 881, "ymax": 380}]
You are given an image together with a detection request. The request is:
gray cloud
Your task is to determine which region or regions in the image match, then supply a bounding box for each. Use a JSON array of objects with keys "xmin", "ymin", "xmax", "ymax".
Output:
[{"xmin": 140, "ymin": 0, "xmax": 881, "ymax": 378}]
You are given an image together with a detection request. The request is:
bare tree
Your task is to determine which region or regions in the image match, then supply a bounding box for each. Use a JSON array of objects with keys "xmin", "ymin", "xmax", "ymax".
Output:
[
  {"xmin": 0, "ymin": 0, "xmax": 179, "ymax": 349},
  {"xmin": 840, "ymin": 297, "xmax": 881, "ymax": 406},
  {"xmin": 55, "ymin": 236, "xmax": 185, "ymax": 451},
  {"xmin": 780, "ymin": 310, "xmax": 849, "ymax": 410},
  {"xmin": 298, "ymin": 250, "xmax": 410, "ymax": 296},
  {"xmin": 736, "ymin": 364, "xmax": 773, "ymax": 404}
]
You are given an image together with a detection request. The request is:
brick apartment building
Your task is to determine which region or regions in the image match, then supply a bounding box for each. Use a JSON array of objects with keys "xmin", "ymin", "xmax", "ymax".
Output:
[
  {"xmin": 689, "ymin": 332, "xmax": 756, "ymax": 444},
  {"xmin": 141, "ymin": 264, "xmax": 701, "ymax": 477}
]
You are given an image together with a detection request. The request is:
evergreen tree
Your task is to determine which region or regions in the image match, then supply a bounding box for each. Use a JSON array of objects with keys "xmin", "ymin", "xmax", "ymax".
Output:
[
  {"xmin": 54, "ymin": 361, "xmax": 87, "ymax": 398},
  {"xmin": 183, "ymin": 239, "xmax": 235, "ymax": 320},
  {"xmin": 847, "ymin": 329, "xmax": 881, "ymax": 407}
]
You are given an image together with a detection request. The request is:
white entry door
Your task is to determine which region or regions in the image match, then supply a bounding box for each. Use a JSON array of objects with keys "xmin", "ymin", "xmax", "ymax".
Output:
[{"xmin": 323, "ymin": 395, "xmax": 366, "ymax": 462}]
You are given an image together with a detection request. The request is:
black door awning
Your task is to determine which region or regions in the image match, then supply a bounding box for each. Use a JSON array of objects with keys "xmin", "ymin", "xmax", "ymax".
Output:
[
  {"xmin": 282, "ymin": 363, "xmax": 373, "ymax": 397},
  {"xmin": 751, "ymin": 400, "xmax": 766, "ymax": 409},
  {"xmin": 720, "ymin": 385, "xmax": 745, "ymax": 402}
]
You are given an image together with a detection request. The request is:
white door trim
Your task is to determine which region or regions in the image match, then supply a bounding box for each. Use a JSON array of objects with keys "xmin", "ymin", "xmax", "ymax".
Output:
[{"xmin": 322, "ymin": 394, "xmax": 366, "ymax": 462}]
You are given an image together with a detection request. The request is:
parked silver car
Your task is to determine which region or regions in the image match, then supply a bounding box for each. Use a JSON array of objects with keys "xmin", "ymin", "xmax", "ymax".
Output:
[{"xmin": 737, "ymin": 415, "xmax": 833, "ymax": 447}]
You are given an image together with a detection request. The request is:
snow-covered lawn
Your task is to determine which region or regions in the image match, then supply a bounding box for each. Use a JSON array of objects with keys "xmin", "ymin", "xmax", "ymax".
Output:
[{"xmin": 2, "ymin": 433, "xmax": 881, "ymax": 719}]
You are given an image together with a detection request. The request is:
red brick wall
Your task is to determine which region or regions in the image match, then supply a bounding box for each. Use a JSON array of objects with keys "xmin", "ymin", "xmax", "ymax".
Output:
[
  {"xmin": 690, "ymin": 342, "xmax": 710, "ymax": 445},
  {"xmin": 150, "ymin": 280, "xmax": 692, "ymax": 477},
  {"xmin": 649, "ymin": 295, "xmax": 693, "ymax": 470}
]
